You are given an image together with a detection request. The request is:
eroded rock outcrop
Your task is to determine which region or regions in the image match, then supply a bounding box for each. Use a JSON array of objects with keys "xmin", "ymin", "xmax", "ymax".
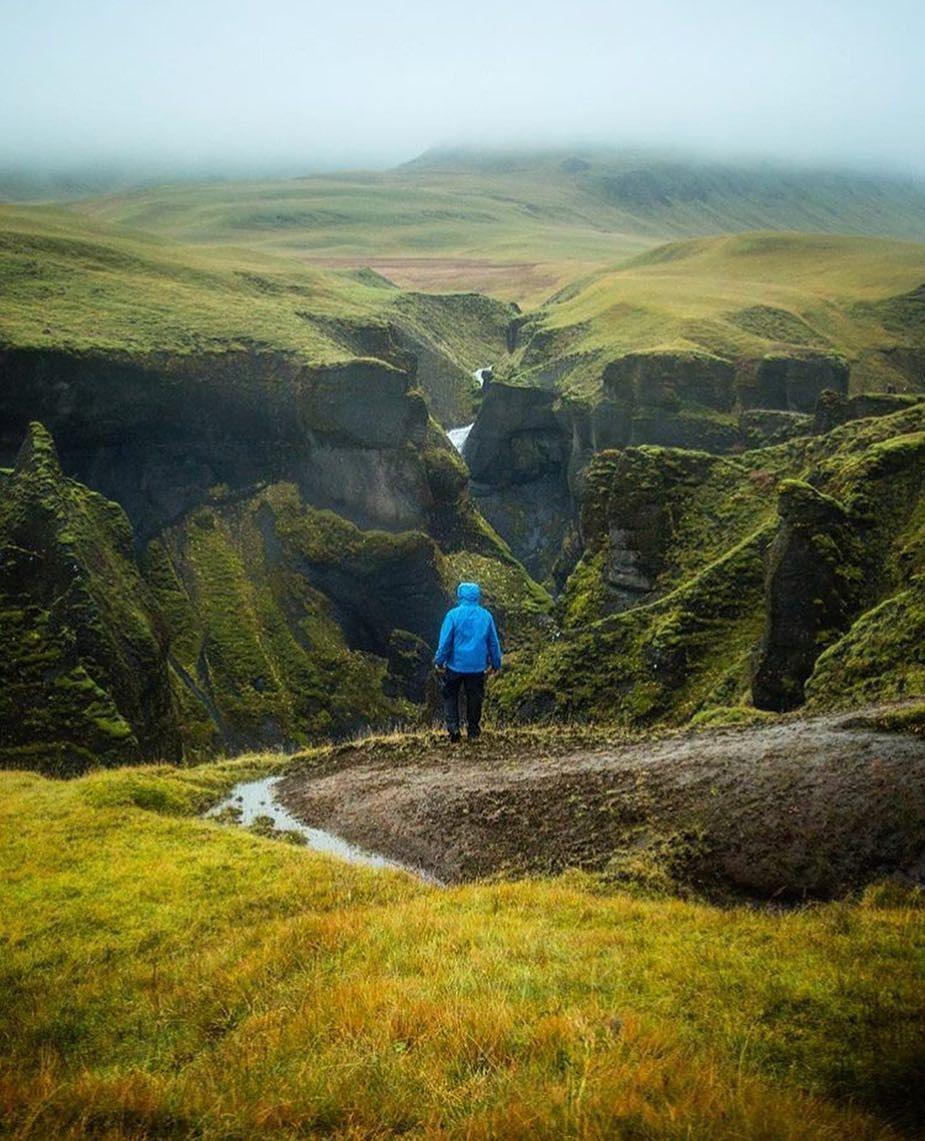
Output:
[
  {"xmin": 464, "ymin": 382, "xmax": 572, "ymax": 579},
  {"xmin": 462, "ymin": 348, "xmax": 860, "ymax": 585},
  {"xmin": 495, "ymin": 403, "xmax": 925, "ymax": 728},
  {"xmin": 751, "ymin": 481, "xmax": 862, "ymax": 712},
  {"xmin": 0, "ymin": 348, "xmax": 432, "ymax": 540},
  {"xmin": 0, "ymin": 424, "xmax": 181, "ymax": 773},
  {"xmin": 736, "ymin": 352, "xmax": 849, "ymax": 413}
]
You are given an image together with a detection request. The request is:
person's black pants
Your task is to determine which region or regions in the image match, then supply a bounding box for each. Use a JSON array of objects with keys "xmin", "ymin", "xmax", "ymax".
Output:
[{"xmin": 442, "ymin": 669, "xmax": 485, "ymax": 736}]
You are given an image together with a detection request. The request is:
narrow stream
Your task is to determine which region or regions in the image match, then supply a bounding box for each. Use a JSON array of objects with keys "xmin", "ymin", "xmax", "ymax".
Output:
[
  {"xmin": 447, "ymin": 367, "xmax": 490, "ymax": 455},
  {"xmin": 207, "ymin": 776, "xmax": 439, "ymax": 881}
]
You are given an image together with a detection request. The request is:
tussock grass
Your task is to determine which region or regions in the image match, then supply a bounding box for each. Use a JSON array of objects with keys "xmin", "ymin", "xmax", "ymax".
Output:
[{"xmin": 1, "ymin": 757, "xmax": 922, "ymax": 1138}]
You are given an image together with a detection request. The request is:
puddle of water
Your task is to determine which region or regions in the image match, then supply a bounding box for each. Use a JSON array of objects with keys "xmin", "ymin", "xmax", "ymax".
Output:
[{"xmin": 207, "ymin": 776, "xmax": 438, "ymax": 881}]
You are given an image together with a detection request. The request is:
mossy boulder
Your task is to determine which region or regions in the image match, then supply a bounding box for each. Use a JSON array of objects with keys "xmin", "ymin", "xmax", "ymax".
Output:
[{"xmin": 0, "ymin": 424, "xmax": 180, "ymax": 773}]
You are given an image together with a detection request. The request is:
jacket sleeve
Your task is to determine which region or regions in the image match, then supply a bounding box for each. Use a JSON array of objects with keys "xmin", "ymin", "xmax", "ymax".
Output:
[
  {"xmin": 487, "ymin": 614, "xmax": 502, "ymax": 670},
  {"xmin": 434, "ymin": 610, "xmax": 455, "ymax": 666}
]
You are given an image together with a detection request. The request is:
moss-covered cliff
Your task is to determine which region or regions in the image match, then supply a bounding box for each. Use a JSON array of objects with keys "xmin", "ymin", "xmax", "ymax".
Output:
[
  {"xmin": 495, "ymin": 402, "xmax": 925, "ymax": 725},
  {"xmin": 0, "ymin": 417, "xmax": 548, "ymax": 770},
  {"xmin": 0, "ymin": 208, "xmax": 554, "ymax": 770},
  {"xmin": 0, "ymin": 425, "xmax": 180, "ymax": 773}
]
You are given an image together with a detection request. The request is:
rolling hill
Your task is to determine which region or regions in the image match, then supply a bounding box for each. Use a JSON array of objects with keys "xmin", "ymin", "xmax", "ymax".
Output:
[
  {"xmin": 66, "ymin": 147, "xmax": 925, "ymax": 304},
  {"xmin": 506, "ymin": 231, "xmax": 925, "ymax": 396}
]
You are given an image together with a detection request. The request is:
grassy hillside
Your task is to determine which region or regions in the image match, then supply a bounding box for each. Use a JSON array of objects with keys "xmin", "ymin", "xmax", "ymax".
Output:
[
  {"xmin": 0, "ymin": 204, "xmax": 513, "ymax": 423},
  {"xmin": 0, "ymin": 204, "xmax": 384, "ymax": 361},
  {"xmin": 67, "ymin": 148, "xmax": 925, "ymax": 305},
  {"xmin": 1, "ymin": 755, "xmax": 922, "ymax": 1137},
  {"xmin": 508, "ymin": 233, "xmax": 925, "ymax": 396}
]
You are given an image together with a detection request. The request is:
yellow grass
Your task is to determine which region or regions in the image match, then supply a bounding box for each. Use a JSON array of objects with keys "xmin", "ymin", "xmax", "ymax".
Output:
[{"xmin": 1, "ymin": 754, "xmax": 922, "ymax": 1138}]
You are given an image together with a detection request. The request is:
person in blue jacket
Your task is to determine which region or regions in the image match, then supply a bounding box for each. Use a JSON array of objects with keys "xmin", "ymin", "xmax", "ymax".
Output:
[{"xmin": 434, "ymin": 582, "xmax": 502, "ymax": 741}]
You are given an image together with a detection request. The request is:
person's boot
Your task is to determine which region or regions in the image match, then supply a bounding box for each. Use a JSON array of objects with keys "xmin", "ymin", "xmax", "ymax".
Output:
[
  {"xmin": 448, "ymin": 731, "xmax": 461, "ymax": 743},
  {"xmin": 467, "ymin": 727, "xmax": 480, "ymax": 741}
]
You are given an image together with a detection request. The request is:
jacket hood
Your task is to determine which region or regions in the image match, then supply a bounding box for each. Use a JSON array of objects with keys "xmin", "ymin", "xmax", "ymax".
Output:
[{"xmin": 457, "ymin": 582, "xmax": 481, "ymax": 604}]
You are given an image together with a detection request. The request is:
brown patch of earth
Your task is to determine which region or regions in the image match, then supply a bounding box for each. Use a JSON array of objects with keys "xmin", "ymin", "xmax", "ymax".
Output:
[
  {"xmin": 298, "ymin": 256, "xmax": 568, "ymax": 304},
  {"xmin": 277, "ymin": 703, "xmax": 925, "ymax": 902}
]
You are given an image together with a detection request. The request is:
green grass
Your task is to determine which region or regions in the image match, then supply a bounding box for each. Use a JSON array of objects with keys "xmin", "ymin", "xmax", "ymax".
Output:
[
  {"xmin": 68, "ymin": 169, "xmax": 656, "ymax": 305},
  {"xmin": 0, "ymin": 204, "xmax": 395, "ymax": 361},
  {"xmin": 1, "ymin": 756, "xmax": 923, "ymax": 1137},
  {"xmin": 509, "ymin": 232, "xmax": 925, "ymax": 395},
  {"xmin": 57, "ymin": 146, "xmax": 925, "ymax": 306},
  {"xmin": 0, "ymin": 204, "xmax": 515, "ymax": 424}
]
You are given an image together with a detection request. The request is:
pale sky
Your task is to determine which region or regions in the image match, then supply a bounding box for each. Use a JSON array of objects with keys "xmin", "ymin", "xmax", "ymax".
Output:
[{"xmin": 1, "ymin": 0, "xmax": 923, "ymax": 176}]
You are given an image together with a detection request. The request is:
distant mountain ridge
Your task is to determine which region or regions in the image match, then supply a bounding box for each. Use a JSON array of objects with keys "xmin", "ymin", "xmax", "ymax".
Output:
[
  {"xmin": 401, "ymin": 146, "xmax": 925, "ymax": 243},
  {"xmin": 54, "ymin": 144, "xmax": 925, "ymax": 303}
]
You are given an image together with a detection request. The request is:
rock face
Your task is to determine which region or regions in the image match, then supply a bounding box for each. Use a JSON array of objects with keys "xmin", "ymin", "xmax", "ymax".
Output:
[
  {"xmin": 813, "ymin": 389, "xmax": 924, "ymax": 435},
  {"xmin": 751, "ymin": 481, "xmax": 862, "ymax": 712},
  {"xmin": 573, "ymin": 448, "xmax": 721, "ymax": 618},
  {"xmin": 465, "ymin": 383, "xmax": 565, "ymax": 486},
  {"xmin": 460, "ymin": 343, "xmax": 871, "ymax": 591},
  {"xmin": 0, "ymin": 381, "xmax": 548, "ymax": 768},
  {"xmin": 602, "ymin": 351, "xmax": 736, "ymax": 413},
  {"xmin": 736, "ymin": 353, "xmax": 849, "ymax": 413},
  {"xmin": 0, "ymin": 425, "xmax": 181, "ymax": 773},
  {"xmin": 0, "ymin": 348, "xmax": 433, "ymax": 541},
  {"xmin": 461, "ymin": 351, "xmax": 828, "ymax": 581},
  {"xmin": 465, "ymin": 383, "xmax": 572, "ymax": 580},
  {"xmin": 144, "ymin": 485, "xmax": 451, "ymax": 756},
  {"xmin": 495, "ymin": 402, "xmax": 925, "ymax": 728}
]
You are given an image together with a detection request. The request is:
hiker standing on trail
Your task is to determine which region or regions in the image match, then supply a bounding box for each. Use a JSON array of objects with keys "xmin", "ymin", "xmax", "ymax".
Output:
[{"xmin": 434, "ymin": 582, "xmax": 502, "ymax": 742}]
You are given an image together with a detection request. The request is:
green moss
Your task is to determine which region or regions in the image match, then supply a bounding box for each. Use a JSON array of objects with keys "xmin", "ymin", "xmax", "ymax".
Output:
[
  {"xmin": 806, "ymin": 587, "xmax": 925, "ymax": 708},
  {"xmin": 0, "ymin": 424, "xmax": 179, "ymax": 774},
  {"xmin": 690, "ymin": 706, "xmax": 777, "ymax": 729},
  {"xmin": 495, "ymin": 524, "xmax": 772, "ymax": 726},
  {"xmin": 146, "ymin": 487, "xmax": 413, "ymax": 754},
  {"xmin": 503, "ymin": 401, "xmax": 925, "ymax": 726}
]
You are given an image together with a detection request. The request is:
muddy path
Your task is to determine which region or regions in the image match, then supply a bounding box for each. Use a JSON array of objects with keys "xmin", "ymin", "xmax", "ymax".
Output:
[{"xmin": 277, "ymin": 704, "xmax": 925, "ymax": 901}]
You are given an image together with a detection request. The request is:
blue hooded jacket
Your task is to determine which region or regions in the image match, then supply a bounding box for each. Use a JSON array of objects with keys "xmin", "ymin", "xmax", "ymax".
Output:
[{"xmin": 435, "ymin": 583, "xmax": 502, "ymax": 674}]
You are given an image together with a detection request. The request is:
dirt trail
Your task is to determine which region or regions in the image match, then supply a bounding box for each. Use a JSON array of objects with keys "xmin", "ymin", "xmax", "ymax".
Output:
[{"xmin": 277, "ymin": 704, "xmax": 925, "ymax": 900}]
